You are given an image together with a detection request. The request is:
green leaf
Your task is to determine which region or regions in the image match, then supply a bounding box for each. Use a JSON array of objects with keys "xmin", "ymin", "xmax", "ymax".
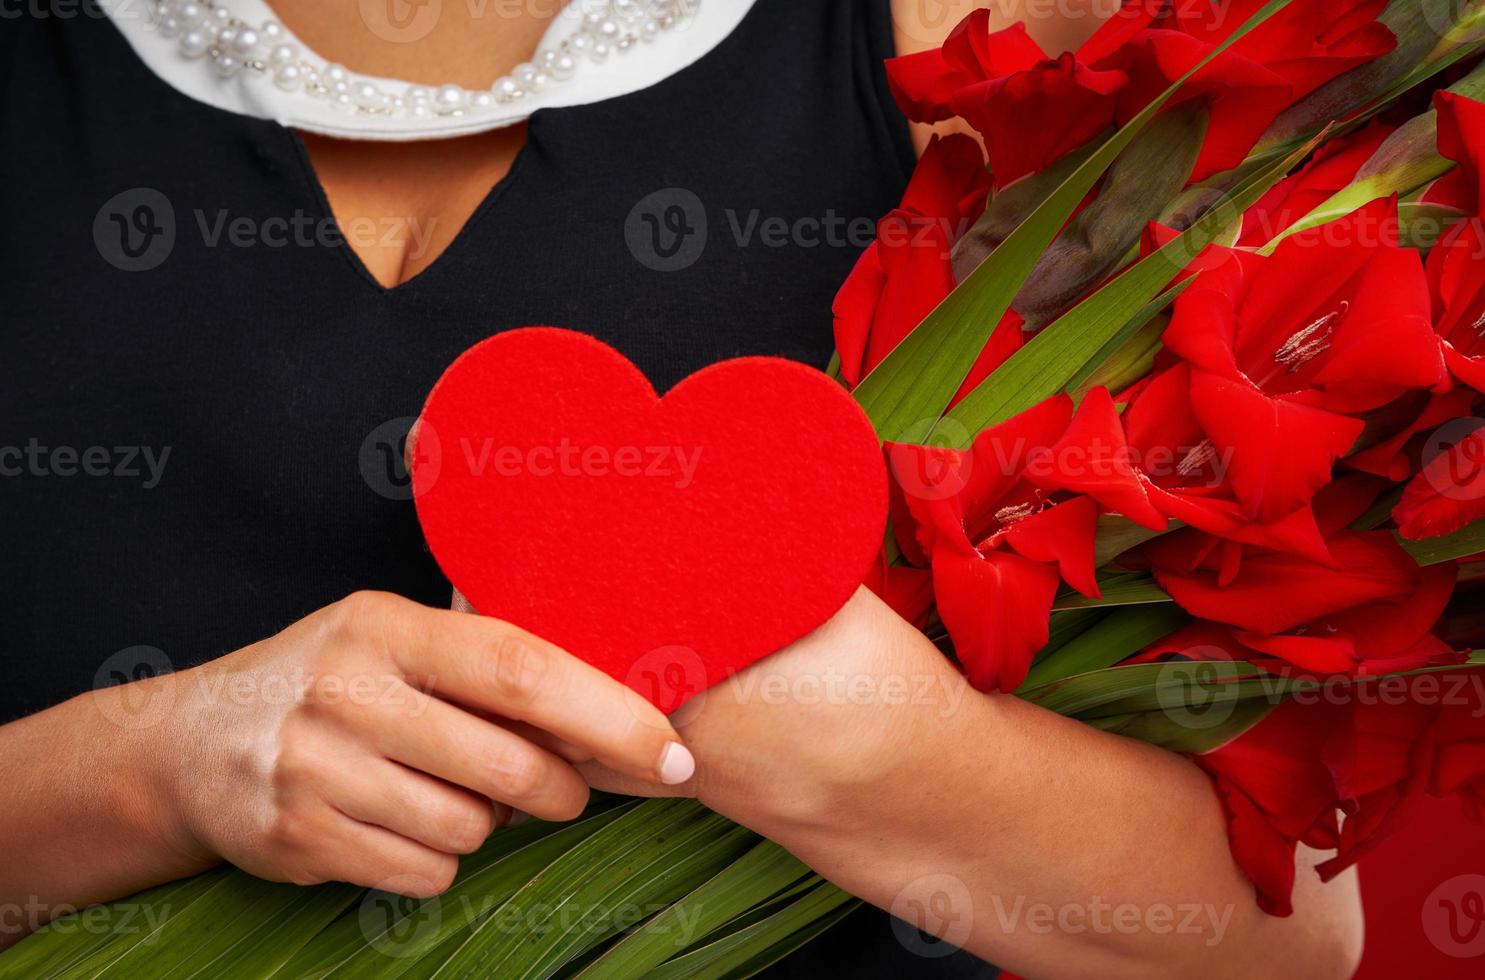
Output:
[
  {"xmin": 1400, "ymin": 519, "xmax": 1485, "ymax": 566},
  {"xmin": 1038, "ymin": 608, "xmax": 1108, "ymax": 662},
  {"xmin": 429, "ymin": 800, "xmax": 754, "ymax": 980},
  {"xmin": 0, "ymin": 870, "xmax": 231, "ymax": 980},
  {"xmin": 1067, "ymin": 294, "xmax": 1179, "ymax": 400},
  {"xmin": 937, "ymin": 131, "xmax": 1320, "ymax": 443},
  {"xmin": 575, "ymin": 842, "xmax": 810, "ymax": 980},
  {"xmin": 303, "ymin": 804, "xmax": 629, "ymax": 979},
  {"xmin": 1020, "ymin": 605, "xmax": 1190, "ymax": 691},
  {"xmin": 1092, "ymin": 514, "xmax": 1174, "ymax": 567},
  {"xmin": 1089, "ymin": 699, "xmax": 1278, "ymax": 754},
  {"xmin": 1019, "ymin": 661, "xmax": 1266, "ymax": 718},
  {"xmin": 642, "ymin": 884, "xmax": 856, "ymax": 980},
  {"xmin": 74, "ymin": 874, "xmax": 356, "ymax": 980},
  {"xmin": 851, "ymin": 0, "xmax": 1299, "ymax": 442},
  {"xmin": 1050, "ymin": 572, "xmax": 1170, "ymax": 612}
]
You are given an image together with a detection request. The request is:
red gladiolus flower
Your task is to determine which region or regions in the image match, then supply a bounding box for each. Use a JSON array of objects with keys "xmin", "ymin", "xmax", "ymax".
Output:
[
  {"xmin": 1395, "ymin": 423, "xmax": 1485, "ymax": 541},
  {"xmin": 1316, "ymin": 672, "xmax": 1485, "ymax": 879},
  {"xmin": 1416, "ymin": 93, "xmax": 1485, "ymax": 393},
  {"xmin": 1423, "ymin": 91, "xmax": 1485, "ymax": 215},
  {"xmin": 1237, "ymin": 121, "xmax": 1393, "ymax": 248},
  {"xmin": 833, "ymin": 134, "xmax": 993, "ymax": 387},
  {"xmin": 885, "ymin": 13, "xmax": 1127, "ymax": 189},
  {"xmin": 1427, "ymin": 219, "xmax": 1485, "ymax": 395},
  {"xmin": 1194, "ymin": 698, "xmax": 1343, "ymax": 917},
  {"xmin": 1082, "ymin": 0, "xmax": 1395, "ymax": 182},
  {"xmin": 1140, "ymin": 476, "xmax": 1454, "ymax": 672},
  {"xmin": 1196, "ymin": 670, "xmax": 1485, "ymax": 916},
  {"xmin": 887, "ymin": 390, "xmax": 1164, "ymax": 692},
  {"xmin": 1142, "ymin": 558, "xmax": 1460, "ymax": 677},
  {"xmin": 1154, "ymin": 198, "xmax": 1445, "ymax": 525},
  {"xmin": 1149, "ymin": 527, "xmax": 1427, "ymax": 636}
]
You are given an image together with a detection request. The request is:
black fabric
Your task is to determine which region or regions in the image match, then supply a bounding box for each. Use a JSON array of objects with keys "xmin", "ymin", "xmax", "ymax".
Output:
[{"xmin": 1, "ymin": 2, "xmax": 994, "ymax": 975}]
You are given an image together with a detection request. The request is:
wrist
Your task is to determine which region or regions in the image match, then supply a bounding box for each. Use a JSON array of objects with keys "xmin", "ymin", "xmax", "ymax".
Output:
[
  {"xmin": 96, "ymin": 671, "xmax": 218, "ymax": 873},
  {"xmin": 705, "ymin": 591, "xmax": 1004, "ymax": 842}
]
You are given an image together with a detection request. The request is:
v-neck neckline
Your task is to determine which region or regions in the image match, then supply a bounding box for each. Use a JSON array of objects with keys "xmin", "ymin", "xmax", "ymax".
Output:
[{"xmin": 283, "ymin": 122, "xmax": 538, "ymax": 294}]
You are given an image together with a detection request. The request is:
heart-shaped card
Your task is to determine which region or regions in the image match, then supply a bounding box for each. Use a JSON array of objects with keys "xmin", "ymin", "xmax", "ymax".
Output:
[{"xmin": 411, "ymin": 328, "xmax": 886, "ymax": 712}]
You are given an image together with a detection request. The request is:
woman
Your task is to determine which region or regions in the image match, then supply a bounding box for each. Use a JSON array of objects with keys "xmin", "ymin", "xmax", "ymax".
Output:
[{"xmin": 0, "ymin": 0, "xmax": 1364, "ymax": 976}]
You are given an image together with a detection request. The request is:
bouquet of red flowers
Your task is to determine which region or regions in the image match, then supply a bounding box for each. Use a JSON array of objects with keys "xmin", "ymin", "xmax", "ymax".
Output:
[{"xmin": 9, "ymin": 1, "xmax": 1485, "ymax": 976}]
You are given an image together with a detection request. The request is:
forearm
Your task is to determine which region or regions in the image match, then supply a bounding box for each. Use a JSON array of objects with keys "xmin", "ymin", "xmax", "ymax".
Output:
[
  {"xmin": 0, "ymin": 677, "xmax": 211, "ymax": 948},
  {"xmin": 663, "ymin": 591, "xmax": 1362, "ymax": 979},
  {"xmin": 751, "ymin": 691, "xmax": 1363, "ymax": 979}
]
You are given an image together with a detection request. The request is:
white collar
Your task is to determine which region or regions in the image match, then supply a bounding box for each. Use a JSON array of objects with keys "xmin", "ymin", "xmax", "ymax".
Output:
[{"xmin": 100, "ymin": 0, "xmax": 757, "ymax": 140}]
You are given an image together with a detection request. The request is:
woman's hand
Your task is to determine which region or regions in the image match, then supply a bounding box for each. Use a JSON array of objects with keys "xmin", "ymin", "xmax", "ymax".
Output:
[
  {"xmin": 581, "ymin": 587, "xmax": 1364, "ymax": 980},
  {"xmin": 578, "ymin": 587, "xmax": 972, "ymax": 837},
  {"xmin": 0, "ymin": 592, "xmax": 694, "ymax": 944},
  {"xmin": 160, "ymin": 591, "xmax": 695, "ymax": 896}
]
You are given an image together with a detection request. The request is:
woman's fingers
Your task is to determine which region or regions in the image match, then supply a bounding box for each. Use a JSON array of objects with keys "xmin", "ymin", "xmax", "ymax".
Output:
[
  {"xmin": 386, "ymin": 601, "xmax": 695, "ymax": 787},
  {"xmin": 367, "ymin": 684, "xmax": 593, "ymax": 822},
  {"xmin": 317, "ymin": 808, "xmax": 461, "ymax": 899},
  {"xmin": 322, "ymin": 753, "xmax": 506, "ymax": 855}
]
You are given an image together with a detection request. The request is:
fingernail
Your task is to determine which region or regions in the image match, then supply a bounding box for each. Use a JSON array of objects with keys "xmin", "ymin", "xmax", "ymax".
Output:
[
  {"xmin": 659, "ymin": 742, "xmax": 696, "ymax": 785},
  {"xmin": 507, "ymin": 810, "xmax": 531, "ymax": 827}
]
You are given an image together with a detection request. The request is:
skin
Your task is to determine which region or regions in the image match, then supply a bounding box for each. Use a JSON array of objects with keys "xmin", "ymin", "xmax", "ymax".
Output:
[{"xmin": 1, "ymin": 0, "xmax": 1366, "ymax": 975}]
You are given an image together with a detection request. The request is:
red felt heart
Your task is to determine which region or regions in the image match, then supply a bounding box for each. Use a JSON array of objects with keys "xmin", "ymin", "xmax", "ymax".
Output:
[{"xmin": 412, "ymin": 327, "xmax": 887, "ymax": 712}]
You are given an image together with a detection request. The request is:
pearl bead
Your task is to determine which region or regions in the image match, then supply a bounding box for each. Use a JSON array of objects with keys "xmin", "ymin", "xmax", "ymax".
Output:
[
  {"xmin": 273, "ymin": 64, "xmax": 303, "ymax": 90},
  {"xmin": 178, "ymin": 29, "xmax": 210, "ymax": 58},
  {"xmin": 353, "ymin": 82, "xmax": 381, "ymax": 107},
  {"xmin": 231, "ymin": 28, "xmax": 259, "ymax": 54},
  {"xmin": 170, "ymin": 0, "xmax": 693, "ymax": 117},
  {"xmin": 513, "ymin": 62, "xmax": 542, "ymax": 89}
]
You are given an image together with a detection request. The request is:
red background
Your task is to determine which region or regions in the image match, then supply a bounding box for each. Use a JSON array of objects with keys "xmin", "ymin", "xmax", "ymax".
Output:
[{"xmin": 1357, "ymin": 796, "xmax": 1485, "ymax": 978}]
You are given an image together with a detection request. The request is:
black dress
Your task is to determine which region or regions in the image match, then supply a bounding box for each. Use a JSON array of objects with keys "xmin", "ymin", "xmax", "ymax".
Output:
[{"xmin": 0, "ymin": 1, "xmax": 996, "ymax": 975}]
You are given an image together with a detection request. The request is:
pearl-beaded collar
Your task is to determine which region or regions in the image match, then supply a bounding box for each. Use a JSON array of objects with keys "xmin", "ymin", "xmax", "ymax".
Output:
[{"xmin": 98, "ymin": 0, "xmax": 757, "ymax": 140}]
